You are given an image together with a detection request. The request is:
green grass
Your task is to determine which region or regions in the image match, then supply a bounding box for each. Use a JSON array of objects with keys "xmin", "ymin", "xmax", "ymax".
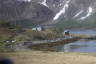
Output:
[
  {"xmin": 57, "ymin": 19, "xmax": 96, "ymax": 29},
  {"xmin": 14, "ymin": 29, "xmax": 62, "ymax": 42}
]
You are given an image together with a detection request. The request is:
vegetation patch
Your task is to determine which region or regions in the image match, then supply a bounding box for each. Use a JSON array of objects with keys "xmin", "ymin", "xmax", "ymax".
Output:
[{"xmin": 14, "ymin": 29, "xmax": 62, "ymax": 42}]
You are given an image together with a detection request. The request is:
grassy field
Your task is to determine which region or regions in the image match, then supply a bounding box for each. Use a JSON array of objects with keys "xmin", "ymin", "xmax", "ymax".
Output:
[
  {"xmin": 0, "ymin": 28, "xmax": 15, "ymax": 41},
  {"xmin": 1, "ymin": 51, "xmax": 96, "ymax": 64}
]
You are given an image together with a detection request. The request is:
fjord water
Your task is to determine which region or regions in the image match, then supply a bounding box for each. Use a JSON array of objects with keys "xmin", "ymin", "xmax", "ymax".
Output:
[
  {"xmin": 63, "ymin": 40, "xmax": 96, "ymax": 52},
  {"xmin": 55, "ymin": 30, "xmax": 96, "ymax": 52}
]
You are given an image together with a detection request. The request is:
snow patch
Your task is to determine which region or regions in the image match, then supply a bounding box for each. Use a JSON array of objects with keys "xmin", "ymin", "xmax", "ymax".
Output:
[
  {"xmin": 18, "ymin": 0, "xmax": 31, "ymax": 2},
  {"xmin": 41, "ymin": 0, "xmax": 48, "ymax": 7},
  {"xmin": 79, "ymin": 6, "xmax": 93, "ymax": 20},
  {"xmin": 53, "ymin": 0, "xmax": 71, "ymax": 21},
  {"xmin": 73, "ymin": 10, "xmax": 84, "ymax": 18}
]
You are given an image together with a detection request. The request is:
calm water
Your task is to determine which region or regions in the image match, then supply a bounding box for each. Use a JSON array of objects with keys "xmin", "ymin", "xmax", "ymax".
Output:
[
  {"xmin": 55, "ymin": 30, "xmax": 96, "ymax": 52},
  {"xmin": 57, "ymin": 40, "xmax": 96, "ymax": 52},
  {"xmin": 70, "ymin": 30, "xmax": 96, "ymax": 35}
]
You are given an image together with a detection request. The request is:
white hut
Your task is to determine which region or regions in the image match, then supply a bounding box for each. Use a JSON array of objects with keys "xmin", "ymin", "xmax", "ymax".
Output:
[{"xmin": 32, "ymin": 26, "xmax": 45, "ymax": 31}]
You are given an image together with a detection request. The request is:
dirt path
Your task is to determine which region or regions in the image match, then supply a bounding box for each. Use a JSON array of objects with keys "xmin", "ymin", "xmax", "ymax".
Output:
[{"xmin": 1, "ymin": 51, "xmax": 96, "ymax": 64}]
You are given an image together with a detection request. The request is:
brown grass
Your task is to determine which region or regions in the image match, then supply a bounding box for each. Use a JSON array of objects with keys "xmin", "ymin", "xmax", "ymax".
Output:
[
  {"xmin": 1, "ymin": 51, "xmax": 96, "ymax": 64},
  {"xmin": 71, "ymin": 33, "xmax": 92, "ymax": 38},
  {"xmin": 0, "ymin": 28, "xmax": 15, "ymax": 41}
]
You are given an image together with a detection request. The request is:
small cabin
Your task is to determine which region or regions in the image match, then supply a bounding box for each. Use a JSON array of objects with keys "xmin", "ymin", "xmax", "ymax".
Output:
[{"xmin": 32, "ymin": 26, "xmax": 45, "ymax": 31}]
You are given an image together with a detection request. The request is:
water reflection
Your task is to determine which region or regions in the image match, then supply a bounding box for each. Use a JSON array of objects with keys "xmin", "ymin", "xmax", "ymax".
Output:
[{"xmin": 56, "ymin": 40, "xmax": 96, "ymax": 52}]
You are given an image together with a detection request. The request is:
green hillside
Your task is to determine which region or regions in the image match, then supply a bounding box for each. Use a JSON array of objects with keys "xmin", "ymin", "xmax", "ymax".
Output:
[{"xmin": 56, "ymin": 19, "xmax": 96, "ymax": 29}]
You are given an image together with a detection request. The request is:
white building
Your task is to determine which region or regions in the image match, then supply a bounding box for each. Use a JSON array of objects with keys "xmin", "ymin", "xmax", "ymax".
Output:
[{"xmin": 32, "ymin": 26, "xmax": 45, "ymax": 31}]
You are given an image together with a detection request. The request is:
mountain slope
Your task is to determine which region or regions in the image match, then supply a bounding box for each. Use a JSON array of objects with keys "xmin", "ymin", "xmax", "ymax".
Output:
[
  {"xmin": 0, "ymin": 0, "xmax": 54, "ymax": 25},
  {"xmin": 0, "ymin": 0, "xmax": 96, "ymax": 28}
]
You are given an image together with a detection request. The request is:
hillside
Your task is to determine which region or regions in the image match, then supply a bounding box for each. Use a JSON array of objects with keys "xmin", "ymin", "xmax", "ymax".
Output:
[
  {"xmin": 56, "ymin": 19, "xmax": 96, "ymax": 29},
  {"xmin": 0, "ymin": 28, "xmax": 16, "ymax": 42},
  {"xmin": 0, "ymin": 0, "xmax": 54, "ymax": 26},
  {"xmin": 0, "ymin": 25, "xmax": 63, "ymax": 52}
]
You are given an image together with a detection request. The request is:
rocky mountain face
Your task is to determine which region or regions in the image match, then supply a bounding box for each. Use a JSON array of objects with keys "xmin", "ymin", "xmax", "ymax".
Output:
[
  {"xmin": 0, "ymin": 0, "xmax": 96, "ymax": 27},
  {"xmin": 0, "ymin": 0, "xmax": 54, "ymax": 24},
  {"xmin": 37, "ymin": 0, "xmax": 96, "ymax": 22}
]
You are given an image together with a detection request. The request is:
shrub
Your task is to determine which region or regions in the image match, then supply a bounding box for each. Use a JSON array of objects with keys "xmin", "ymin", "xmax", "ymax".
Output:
[{"xmin": 0, "ymin": 21, "xmax": 14, "ymax": 29}]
